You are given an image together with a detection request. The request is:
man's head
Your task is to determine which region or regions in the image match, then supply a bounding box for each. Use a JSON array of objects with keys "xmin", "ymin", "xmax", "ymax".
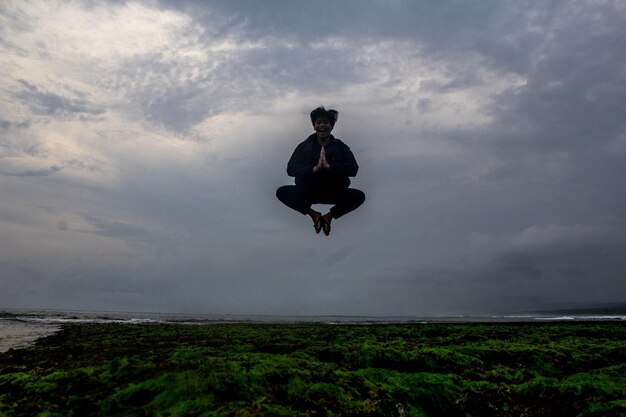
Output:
[
  {"xmin": 310, "ymin": 106, "xmax": 338, "ymax": 127},
  {"xmin": 310, "ymin": 106, "xmax": 338, "ymax": 142}
]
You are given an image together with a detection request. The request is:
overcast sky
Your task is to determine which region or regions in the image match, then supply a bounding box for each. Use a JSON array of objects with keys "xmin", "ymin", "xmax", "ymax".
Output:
[{"xmin": 1, "ymin": 0, "xmax": 625, "ymax": 316}]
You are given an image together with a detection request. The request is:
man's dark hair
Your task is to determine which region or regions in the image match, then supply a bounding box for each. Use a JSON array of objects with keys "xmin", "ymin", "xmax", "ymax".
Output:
[{"xmin": 310, "ymin": 106, "xmax": 339, "ymax": 127}]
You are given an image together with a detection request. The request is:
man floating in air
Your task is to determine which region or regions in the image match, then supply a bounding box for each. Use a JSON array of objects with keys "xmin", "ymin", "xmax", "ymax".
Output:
[{"xmin": 276, "ymin": 107, "xmax": 365, "ymax": 235}]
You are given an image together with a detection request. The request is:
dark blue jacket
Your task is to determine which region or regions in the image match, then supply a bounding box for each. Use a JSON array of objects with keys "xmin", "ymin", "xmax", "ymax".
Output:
[{"xmin": 286, "ymin": 134, "xmax": 359, "ymax": 188}]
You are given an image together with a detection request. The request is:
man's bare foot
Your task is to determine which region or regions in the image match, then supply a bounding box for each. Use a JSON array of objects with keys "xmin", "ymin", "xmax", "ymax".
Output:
[
  {"xmin": 321, "ymin": 212, "xmax": 333, "ymax": 236},
  {"xmin": 309, "ymin": 209, "xmax": 323, "ymax": 233}
]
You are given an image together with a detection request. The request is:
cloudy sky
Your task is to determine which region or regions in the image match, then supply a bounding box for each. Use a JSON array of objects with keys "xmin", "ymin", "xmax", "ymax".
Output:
[{"xmin": 1, "ymin": 0, "xmax": 625, "ymax": 316}]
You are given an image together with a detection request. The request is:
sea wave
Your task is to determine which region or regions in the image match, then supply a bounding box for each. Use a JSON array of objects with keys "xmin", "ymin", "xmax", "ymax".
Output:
[
  {"xmin": 2, "ymin": 309, "xmax": 624, "ymax": 353},
  {"xmin": 2, "ymin": 309, "xmax": 625, "ymax": 327},
  {"xmin": 533, "ymin": 315, "xmax": 626, "ymax": 321}
]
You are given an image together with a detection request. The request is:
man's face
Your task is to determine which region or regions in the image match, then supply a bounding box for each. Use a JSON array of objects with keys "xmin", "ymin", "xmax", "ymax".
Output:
[{"xmin": 314, "ymin": 117, "xmax": 333, "ymax": 140}]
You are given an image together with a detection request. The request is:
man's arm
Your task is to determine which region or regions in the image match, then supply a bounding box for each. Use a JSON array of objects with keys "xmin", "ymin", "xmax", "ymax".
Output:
[
  {"xmin": 287, "ymin": 142, "xmax": 315, "ymax": 177},
  {"xmin": 329, "ymin": 144, "xmax": 359, "ymax": 177}
]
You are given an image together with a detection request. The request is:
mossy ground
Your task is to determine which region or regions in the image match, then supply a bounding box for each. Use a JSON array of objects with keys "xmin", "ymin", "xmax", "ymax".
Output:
[{"xmin": 1, "ymin": 322, "xmax": 625, "ymax": 416}]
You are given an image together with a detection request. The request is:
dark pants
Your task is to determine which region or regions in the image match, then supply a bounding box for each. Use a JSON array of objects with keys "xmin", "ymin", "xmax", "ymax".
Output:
[{"xmin": 276, "ymin": 184, "xmax": 365, "ymax": 219}]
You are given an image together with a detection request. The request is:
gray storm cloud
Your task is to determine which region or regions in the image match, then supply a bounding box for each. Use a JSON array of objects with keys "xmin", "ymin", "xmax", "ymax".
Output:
[{"xmin": 0, "ymin": 0, "xmax": 625, "ymax": 315}]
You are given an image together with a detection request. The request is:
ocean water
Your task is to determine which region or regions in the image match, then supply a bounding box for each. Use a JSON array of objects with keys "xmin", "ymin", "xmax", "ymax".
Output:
[{"xmin": 1, "ymin": 308, "xmax": 625, "ymax": 353}]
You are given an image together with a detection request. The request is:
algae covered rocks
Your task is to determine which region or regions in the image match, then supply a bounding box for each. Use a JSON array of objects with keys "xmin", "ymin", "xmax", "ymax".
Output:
[{"xmin": 1, "ymin": 322, "xmax": 625, "ymax": 416}]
